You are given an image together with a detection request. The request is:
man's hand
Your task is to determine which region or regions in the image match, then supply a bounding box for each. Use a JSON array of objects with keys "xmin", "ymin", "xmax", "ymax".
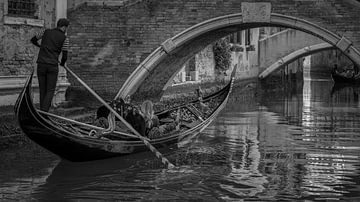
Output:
[{"xmin": 30, "ymin": 36, "xmax": 40, "ymax": 48}]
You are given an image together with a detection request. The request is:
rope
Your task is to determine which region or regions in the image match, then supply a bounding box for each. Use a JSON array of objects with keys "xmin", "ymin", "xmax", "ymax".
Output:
[
  {"xmin": 90, "ymin": 113, "xmax": 115, "ymax": 138},
  {"xmin": 88, "ymin": 129, "xmax": 97, "ymax": 137}
]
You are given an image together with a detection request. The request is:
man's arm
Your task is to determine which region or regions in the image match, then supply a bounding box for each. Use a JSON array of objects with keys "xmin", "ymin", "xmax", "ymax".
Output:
[
  {"xmin": 30, "ymin": 29, "xmax": 44, "ymax": 48},
  {"xmin": 60, "ymin": 51, "xmax": 67, "ymax": 66},
  {"xmin": 60, "ymin": 37, "xmax": 69, "ymax": 66}
]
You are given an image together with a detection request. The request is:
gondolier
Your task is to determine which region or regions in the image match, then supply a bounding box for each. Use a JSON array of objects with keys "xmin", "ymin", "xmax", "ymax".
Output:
[{"xmin": 30, "ymin": 18, "xmax": 70, "ymax": 112}]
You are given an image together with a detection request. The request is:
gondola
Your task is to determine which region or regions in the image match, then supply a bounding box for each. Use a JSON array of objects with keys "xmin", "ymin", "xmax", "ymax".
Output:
[
  {"xmin": 331, "ymin": 68, "xmax": 360, "ymax": 84},
  {"xmin": 14, "ymin": 68, "xmax": 235, "ymax": 162}
]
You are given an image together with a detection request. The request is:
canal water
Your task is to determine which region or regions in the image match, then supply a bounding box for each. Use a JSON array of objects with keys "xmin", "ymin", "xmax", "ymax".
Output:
[{"xmin": 0, "ymin": 78, "xmax": 359, "ymax": 201}]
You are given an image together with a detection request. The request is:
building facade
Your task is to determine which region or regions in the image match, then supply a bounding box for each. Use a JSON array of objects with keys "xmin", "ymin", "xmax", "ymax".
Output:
[
  {"xmin": 172, "ymin": 28, "xmax": 261, "ymax": 86},
  {"xmin": 0, "ymin": 0, "xmax": 69, "ymax": 106}
]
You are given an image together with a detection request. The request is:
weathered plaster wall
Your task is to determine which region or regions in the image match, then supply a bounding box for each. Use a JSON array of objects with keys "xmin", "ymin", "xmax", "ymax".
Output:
[
  {"xmin": 195, "ymin": 45, "xmax": 216, "ymax": 83},
  {"xmin": 231, "ymin": 28, "xmax": 260, "ymax": 80},
  {"xmin": 258, "ymin": 29, "xmax": 323, "ymax": 75}
]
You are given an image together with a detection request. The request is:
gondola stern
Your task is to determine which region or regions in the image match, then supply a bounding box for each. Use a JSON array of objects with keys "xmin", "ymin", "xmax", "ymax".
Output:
[{"xmin": 14, "ymin": 71, "xmax": 35, "ymax": 115}]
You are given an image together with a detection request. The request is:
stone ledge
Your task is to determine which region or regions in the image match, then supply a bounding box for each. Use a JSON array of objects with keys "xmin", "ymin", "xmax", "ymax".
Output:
[
  {"xmin": 0, "ymin": 76, "xmax": 70, "ymax": 106},
  {"xmin": 4, "ymin": 16, "xmax": 44, "ymax": 27},
  {"xmin": 0, "ymin": 77, "xmax": 70, "ymax": 91}
]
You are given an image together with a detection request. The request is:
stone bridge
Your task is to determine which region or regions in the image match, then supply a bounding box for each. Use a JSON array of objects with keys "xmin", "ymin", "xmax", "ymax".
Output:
[
  {"xmin": 68, "ymin": 0, "xmax": 360, "ymax": 100},
  {"xmin": 258, "ymin": 29, "xmax": 333, "ymax": 78}
]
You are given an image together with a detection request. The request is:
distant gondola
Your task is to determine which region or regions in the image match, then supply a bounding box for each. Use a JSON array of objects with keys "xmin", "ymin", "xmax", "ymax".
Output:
[
  {"xmin": 14, "ymin": 69, "xmax": 235, "ymax": 162},
  {"xmin": 331, "ymin": 67, "xmax": 360, "ymax": 84}
]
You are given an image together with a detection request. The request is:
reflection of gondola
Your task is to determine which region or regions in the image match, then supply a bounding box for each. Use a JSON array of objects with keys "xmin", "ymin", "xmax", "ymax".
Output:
[
  {"xmin": 31, "ymin": 154, "xmax": 163, "ymax": 201},
  {"xmin": 330, "ymin": 82, "xmax": 359, "ymax": 102},
  {"xmin": 47, "ymin": 152, "xmax": 166, "ymax": 180},
  {"xmin": 330, "ymin": 82, "xmax": 350, "ymax": 95},
  {"xmin": 14, "ymin": 68, "xmax": 235, "ymax": 162},
  {"xmin": 32, "ymin": 146, "xmax": 233, "ymax": 201}
]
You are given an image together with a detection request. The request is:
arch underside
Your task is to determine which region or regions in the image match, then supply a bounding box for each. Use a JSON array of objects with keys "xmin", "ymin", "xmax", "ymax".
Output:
[{"xmin": 116, "ymin": 13, "xmax": 360, "ymax": 101}]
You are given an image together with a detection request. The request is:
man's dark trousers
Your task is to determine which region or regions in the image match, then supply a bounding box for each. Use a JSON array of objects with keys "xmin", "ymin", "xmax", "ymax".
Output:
[{"xmin": 37, "ymin": 63, "xmax": 59, "ymax": 112}]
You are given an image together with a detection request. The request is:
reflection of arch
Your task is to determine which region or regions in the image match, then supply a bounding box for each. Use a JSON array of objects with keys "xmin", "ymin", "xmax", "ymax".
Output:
[
  {"xmin": 116, "ymin": 13, "xmax": 360, "ymax": 99},
  {"xmin": 259, "ymin": 43, "xmax": 336, "ymax": 78}
]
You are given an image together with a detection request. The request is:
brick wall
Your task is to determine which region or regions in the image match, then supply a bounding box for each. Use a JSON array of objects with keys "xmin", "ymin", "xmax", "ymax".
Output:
[
  {"xmin": 67, "ymin": 0, "xmax": 243, "ymax": 97},
  {"xmin": 66, "ymin": 0, "xmax": 360, "ymax": 99}
]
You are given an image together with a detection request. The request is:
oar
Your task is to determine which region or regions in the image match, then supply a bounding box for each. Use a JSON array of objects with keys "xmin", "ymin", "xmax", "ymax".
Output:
[{"xmin": 62, "ymin": 65, "xmax": 175, "ymax": 169}]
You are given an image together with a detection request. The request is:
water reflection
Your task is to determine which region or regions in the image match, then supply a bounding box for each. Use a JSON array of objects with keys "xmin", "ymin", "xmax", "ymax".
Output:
[
  {"xmin": 1, "ymin": 78, "xmax": 360, "ymax": 201},
  {"xmin": 301, "ymin": 80, "xmax": 360, "ymax": 201},
  {"xmin": 258, "ymin": 78, "xmax": 360, "ymax": 201},
  {"xmin": 30, "ymin": 144, "xmax": 235, "ymax": 201},
  {"xmin": 0, "ymin": 146, "xmax": 58, "ymax": 201},
  {"xmin": 32, "ymin": 153, "xmax": 171, "ymax": 201},
  {"xmin": 209, "ymin": 113, "xmax": 268, "ymax": 200}
]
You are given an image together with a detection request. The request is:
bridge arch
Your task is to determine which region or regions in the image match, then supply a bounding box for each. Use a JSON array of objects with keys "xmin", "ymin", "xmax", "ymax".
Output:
[
  {"xmin": 259, "ymin": 43, "xmax": 336, "ymax": 78},
  {"xmin": 116, "ymin": 13, "xmax": 360, "ymax": 99}
]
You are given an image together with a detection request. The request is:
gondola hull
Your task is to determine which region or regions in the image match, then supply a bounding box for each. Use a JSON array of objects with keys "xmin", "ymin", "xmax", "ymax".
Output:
[{"xmin": 15, "ymin": 72, "xmax": 233, "ymax": 162}]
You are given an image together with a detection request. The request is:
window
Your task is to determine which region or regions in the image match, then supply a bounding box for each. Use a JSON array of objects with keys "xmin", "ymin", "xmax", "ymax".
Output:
[
  {"xmin": 236, "ymin": 31, "xmax": 242, "ymax": 44},
  {"xmin": 229, "ymin": 31, "xmax": 242, "ymax": 44},
  {"xmin": 8, "ymin": 0, "xmax": 36, "ymax": 18},
  {"xmin": 188, "ymin": 57, "xmax": 196, "ymax": 72},
  {"xmin": 4, "ymin": 0, "xmax": 43, "ymax": 27},
  {"xmin": 245, "ymin": 29, "xmax": 251, "ymax": 46},
  {"xmin": 229, "ymin": 34, "xmax": 235, "ymax": 43},
  {"xmin": 259, "ymin": 27, "xmax": 267, "ymax": 39}
]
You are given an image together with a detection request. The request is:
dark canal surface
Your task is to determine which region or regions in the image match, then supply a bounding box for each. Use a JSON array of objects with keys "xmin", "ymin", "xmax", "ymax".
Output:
[{"xmin": 1, "ymin": 78, "xmax": 360, "ymax": 201}]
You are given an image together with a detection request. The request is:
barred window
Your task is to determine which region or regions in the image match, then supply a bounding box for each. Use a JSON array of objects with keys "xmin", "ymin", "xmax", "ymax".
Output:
[
  {"xmin": 8, "ymin": 0, "xmax": 36, "ymax": 18},
  {"xmin": 229, "ymin": 31, "xmax": 242, "ymax": 45}
]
